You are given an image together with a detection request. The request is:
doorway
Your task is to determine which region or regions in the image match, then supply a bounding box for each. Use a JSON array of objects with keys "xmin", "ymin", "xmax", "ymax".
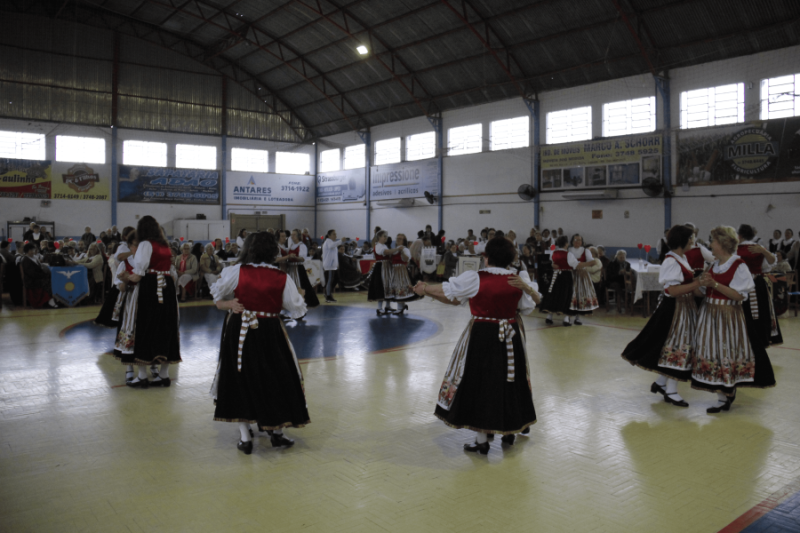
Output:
[{"xmin": 229, "ymin": 214, "xmax": 285, "ymax": 239}]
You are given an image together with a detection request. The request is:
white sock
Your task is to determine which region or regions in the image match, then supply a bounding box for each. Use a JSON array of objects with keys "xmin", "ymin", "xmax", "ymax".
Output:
[
  {"xmin": 239, "ymin": 423, "xmax": 251, "ymax": 442},
  {"xmin": 547, "ymin": 313, "xmax": 553, "ymax": 320},
  {"xmin": 273, "ymin": 428, "xmax": 283, "ymax": 435},
  {"xmin": 563, "ymin": 316, "xmax": 571, "ymax": 324},
  {"xmin": 716, "ymin": 391, "xmax": 728, "ymax": 404},
  {"xmin": 159, "ymin": 364, "xmax": 169, "ymax": 379},
  {"xmin": 665, "ymin": 378, "xmax": 683, "ymax": 400},
  {"xmin": 131, "ymin": 367, "xmax": 147, "ymax": 382},
  {"xmin": 475, "ymin": 432, "xmax": 488, "ymax": 444},
  {"xmin": 48, "ymin": 298, "xmax": 56, "ymax": 306},
  {"xmin": 377, "ymin": 301, "xmax": 384, "ymax": 310},
  {"xmin": 655, "ymin": 375, "xmax": 667, "ymax": 387}
]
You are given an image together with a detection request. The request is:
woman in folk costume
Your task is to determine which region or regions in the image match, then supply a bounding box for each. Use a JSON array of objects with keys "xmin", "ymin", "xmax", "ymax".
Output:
[
  {"xmin": 737, "ymin": 224, "xmax": 782, "ymax": 348},
  {"xmin": 111, "ymin": 237, "xmax": 140, "ymax": 383},
  {"xmin": 211, "ymin": 232, "xmax": 309, "ymax": 454},
  {"xmin": 367, "ymin": 230, "xmax": 403, "ymax": 316},
  {"xmin": 115, "ymin": 216, "xmax": 181, "ymax": 388},
  {"xmin": 683, "ymin": 223, "xmax": 715, "ymax": 275},
  {"xmin": 622, "ymin": 225, "xmax": 703, "ymax": 407},
  {"xmin": 692, "ymin": 226, "xmax": 776, "ymax": 413},
  {"xmin": 568, "ymin": 234, "xmax": 599, "ymax": 323},
  {"xmin": 540, "ymin": 235, "xmax": 575, "ymax": 326},
  {"xmin": 384, "ymin": 233, "xmax": 421, "ymax": 314},
  {"xmin": 768, "ymin": 229, "xmax": 782, "ymax": 254},
  {"xmin": 95, "ymin": 226, "xmax": 135, "ymax": 327},
  {"xmin": 412, "ymin": 237, "xmax": 540, "ymax": 455},
  {"xmin": 283, "ymin": 229, "xmax": 320, "ymax": 309}
]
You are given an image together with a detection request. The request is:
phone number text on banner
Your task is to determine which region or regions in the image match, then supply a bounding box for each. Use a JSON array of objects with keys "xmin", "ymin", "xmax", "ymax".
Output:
[
  {"xmin": 317, "ymin": 168, "xmax": 366, "ymax": 204},
  {"xmin": 226, "ymin": 171, "xmax": 315, "ymax": 206},
  {"xmin": 118, "ymin": 165, "xmax": 220, "ymax": 205},
  {"xmin": 0, "ymin": 158, "xmax": 52, "ymax": 199},
  {"xmin": 541, "ymin": 134, "xmax": 662, "ymax": 169}
]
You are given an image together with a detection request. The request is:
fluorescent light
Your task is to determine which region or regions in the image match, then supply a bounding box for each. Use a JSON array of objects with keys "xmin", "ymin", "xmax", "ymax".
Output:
[{"xmin": 357, "ymin": 45, "xmax": 368, "ymax": 55}]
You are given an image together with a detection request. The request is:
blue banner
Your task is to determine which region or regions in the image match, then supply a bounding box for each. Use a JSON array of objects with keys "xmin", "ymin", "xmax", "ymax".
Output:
[
  {"xmin": 317, "ymin": 168, "xmax": 366, "ymax": 204},
  {"xmin": 118, "ymin": 165, "xmax": 220, "ymax": 204},
  {"xmin": 50, "ymin": 266, "xmax": 90, "ymax": 307}
]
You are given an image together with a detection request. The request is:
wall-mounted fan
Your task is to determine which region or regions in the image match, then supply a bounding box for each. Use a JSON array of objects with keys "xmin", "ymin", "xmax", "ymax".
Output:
[
  {"xmin": 518, "ymin": 184, "xmax": 536, "ymax": 201},
  {"xmin": 424, "ymin": 191, "xmax": 438, "ymax": 204}
]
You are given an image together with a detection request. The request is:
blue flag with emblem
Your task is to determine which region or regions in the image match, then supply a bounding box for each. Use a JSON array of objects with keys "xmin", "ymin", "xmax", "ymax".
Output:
[{"xmin": 50, "ymin": 265, "xmax": 90, "ymax": 307}]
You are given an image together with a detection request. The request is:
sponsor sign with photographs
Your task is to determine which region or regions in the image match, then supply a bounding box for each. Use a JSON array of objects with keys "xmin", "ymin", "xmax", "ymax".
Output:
[{"xmin": 317, "ymin": 168, "xmax": 366, "ymax": 204}]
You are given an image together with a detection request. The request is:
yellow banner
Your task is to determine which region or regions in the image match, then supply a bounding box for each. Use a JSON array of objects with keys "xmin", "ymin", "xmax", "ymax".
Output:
[
  {"xmin": 541, "ymin": 134, "xmax": 662, "ymax": 170},
  {"xmin": 0, "ymin": 159, "xmax": 51, "ymax": 199},
  {"xmin": 52, "ymin": 163, "xmax": 110, "ymax": 201}
]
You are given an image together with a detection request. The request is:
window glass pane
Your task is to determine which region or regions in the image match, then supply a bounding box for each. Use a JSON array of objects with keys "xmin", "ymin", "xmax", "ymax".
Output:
[
  {"xmin": 546, "ymin": 106, "xmax": 592, "ymax": 144},
  {"xmin": 602, "ymin": 97, "xmax": 655, "ymax": 137},
  {"xmin": 176, "ymin": 144, "xmax": 216, "ymax": 169},
  {"xmin": 0, "ymin": 131, "xmax": 46, "ymax": 160},
  {"xmin": 276, "ymin": 151, "xmax": 310, "ymax": 174},
  {"xmin": 406, "ymin": 132, "xmax": 436, "ymax": 161},
  {"xmin": 374, "ymin": 138, "xmax": 401, "ymax": 165},
  {"xmin": 679, "ymin": 83, "xmax": 745, "ymax": 129},
  {"xmin": 343, "ymin": 144, "xmax": 365, "ymax": 169},
  {"xmin": 760, "ymin": 73, "xmax": 800, "ymax": 120},
  {"xmin": 319, "ymin": 148, "xmax": 341, "ymax": 172},
  {"xmin": 231, "ymin": 148, "xmax": 268, "ymax": 172},
  {"xmin": 123, "ymin": 140, "xmax": 167, "ymax": 167},
  {"xmin": 55, "ymin": 136, "xmax": 105, "ymax": 164},
  {"xmin": 448, "ymin": 124, "xmax": 482, "ymax": 156},
  {"xmin": 490, "ymin": 116, "xmax": 529, "ymax": 151}
]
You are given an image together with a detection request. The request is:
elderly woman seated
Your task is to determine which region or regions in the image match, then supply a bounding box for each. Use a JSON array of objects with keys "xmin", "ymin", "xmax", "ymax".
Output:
[
  {"xmin": 76, "ymin": 243, "xmax": 105, "ymax": 303},
  {"xmin": 585, "ymin": 246, "xmax": 604, "ymax": 304},
  {"xmin": 606, "ymin": 250, "xmax": 631, "ymax": 311},
  {"xmin": 21, "ymin": 243, "xmax": 59, "ymax": 308},
  {"xmin": 200, "ymin": 243, "xmax": 223, "ymax": 293},
  {"xmin": 174, "ymin": 242, "xmax": 199, "ymax": 301}
]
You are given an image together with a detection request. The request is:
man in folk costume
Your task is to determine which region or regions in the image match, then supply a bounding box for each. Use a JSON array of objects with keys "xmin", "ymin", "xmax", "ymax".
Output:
[
  {"xmin": 412, "ymin": 237, "xmax": 540, "ymax": 455},
  {"xmin": 736, "ymin": 224, "xmax": 781, "ymax": 348},
  {"xmin": 211, "ymin": 232, "xmax": 309, "ymax": 454}
]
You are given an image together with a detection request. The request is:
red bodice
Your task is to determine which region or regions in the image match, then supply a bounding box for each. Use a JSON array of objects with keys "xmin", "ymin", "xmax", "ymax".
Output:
[
  {"xmin": 571, "ymin": 248, "xmax": 586, "ymax": 262},
  {"xmin": 287, "ymin": 246, "xmax": 300, "ymax": 257},
  {"xmin": 148, "ymin": 241, "xmax": 173, "ymax": 271},
  {"xmin": 551, "ymin": 250, "xmax": 571, "ymax": 270},
  {"xmin": 708, "ymin": 259, "xmax": 744, "ymax": 300},
  {"xmin": 664, "ymin": 256, "xmax": 694, "ymax": 295},
  {"xmin": 234, "ymin": 265, "xmax": 287, "ymax": 313},
  {"xmin": 684, "ymin": 247, "xmax": 705, "ymax": 270},
  {"xmin": 374, "ymin": 250, "xmax": 387, "ymax": 260},
  {"xmin": 737, "ymin": 244, "xmax": 763, "ymax": 274},
  {"xmin": 467, "ymin": 271, "xmax": 522, "ymax": 319},
  {"xmin": 391, "ymin": 252, "xmax": 408, "ymax": 265},
  {"xmin": 279, "ymin": 247, "xmax": 288, "ymax": 257}
]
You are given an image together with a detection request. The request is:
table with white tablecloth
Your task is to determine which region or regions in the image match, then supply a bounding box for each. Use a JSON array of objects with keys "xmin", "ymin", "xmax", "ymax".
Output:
[{"xmin": 629, "ymin": 261, "xmax": 662, "ymax": 303}]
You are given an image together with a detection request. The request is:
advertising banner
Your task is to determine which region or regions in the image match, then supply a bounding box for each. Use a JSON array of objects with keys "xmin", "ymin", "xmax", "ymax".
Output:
[
  {"xmin": 677, "ymin": 116, "xmax": 800, "ymax": 186},
  {"xmin": 0, "ymin": 158, "xmax": 51, "ymax": 199},
  {"xmin": 52, "ymin": 163, "xmax": 110, "ymax": 201},
  {"xmin": 369, "ymin": 159, "xmax": 439, "ymax": 201},
  {"xmin": 226, "ymin": 171, "xmax": 315, "ymax": 206},
  {"xmin": 540, "ymin": 133, "xmax": 662, "ymax": 190},
  {"xmin": 51, "ymin": 265, "xmax": 90, "ymax": 307},
  {"xmin": 316, "ymin": 168, "xmax": 366, "ymax": 204},
  {"xmin": 118, "ymin": 165, "xmax": 220, "ymax": 204}
]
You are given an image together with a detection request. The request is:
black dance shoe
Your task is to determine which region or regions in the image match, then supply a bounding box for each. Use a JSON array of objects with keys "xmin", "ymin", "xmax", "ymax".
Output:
[
  {"xmin": 545, "ymin": 318, "xmax": 554, "ymax": 325},
  {"xmin": 650, "ymin": 382, "xmax": 666, "ymax": 396},
  {"xmin": 326, "ymin": 297, "xmax": 338, "ymax": 303},
  {"xmin": 521, "ymin": 426, "xmax": 530, "ymax": 435},
  {"xmin": 150, "ymin": 377, "xmax": 171, "ymax": 387},
  {"xmin": 501, "ymin": 434, "xmax": 516, "ymax": 446},
  {"xmin": 463, "ymin": 441, "xmax": 490, "ymax": 455},
  {"xmin": 574, "ymin": 318, "xmax": 583, "ymax": 325},
  {"xmin": 707, "ymin": 393, "xmax": 736, "ymax": 414},
  {"xmin": 393, "ymin": 304, "xmax": 409, "ymax": 315},
  {"xmin": 270, "ymin": 433, "xmax": 295, "ymax": 448},
  {"xmin": 237, "ymin": 440, "xmax": 253, "ymax": 455},
  {"xmin": 562, "ymin": 321, "xmax": 572, "ymax": 327},
  {"xmin": 664, "ymin": 393, "xmax": 689, "ymax": 407},
  {"xmin": 126, "ymin": 378, "xmax": 149, "ymax": 389}
]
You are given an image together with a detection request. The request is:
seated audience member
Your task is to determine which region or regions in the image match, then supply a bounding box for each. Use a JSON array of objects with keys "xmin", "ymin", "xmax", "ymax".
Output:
[
  {"xmin": 191, "ymin": 242, "xmax": 203, "ymax": 262},
  {"xmin": 21, "ymin": 243, "xmax": 58, "ymax": 308},
  {"xmin": 586, "ymin": 246, "xmax": 604, "ymax": 305},
  {"xmin": 200, "ymin": 243, "xmax": 223, "ymax": 293},
  {"xmin": 606, "ymin": 250, "xmax": 630, "ymax": 310},
  {"xmin": 310, "ymin": 243, "xmax": 322, "ymax": 261},
  {"xmin": 99, "ymin": 231, "xmax": 111, "ymax": 247},
  {"xmin": 771, "ymin": 251, "xmax": 793, "ymax": 274},
  {"xmin": 80, "ymin": 227, "xmax": 96, "ymax": 248},
  {"xmin": 301, "ymin": 228, "xmax": 313, "ymax": 249},
  {"xmin": 596, "ymin": 245, "xmax": 610, "ymax": 270},
  {"xmin": 0, "ymin": 240, "xmax": 14, "ymax": 265},
  {"xmin": 76, "ymin": 240, "xmax": 88, "ymax": 260},
  {"xmin": 76, "ymin": 243, "xmax": 105, "ymax": 302},
  {"xmin": 174, "ymin": 242, "xmax": 199, "ymax": 302},
  {"xmin": 24, "ymin": 223, "xmax": 48, "ymax": 250},
  {"xmin": 443, "ymin": 242, "xmax": 459, "ymax": 280},
  {"xmin": 4, "ymin": 242, "xmax": 24, "ymax": 306},
  {"xmin": 42, "ymin": 241, "xmax": 70, "ymax": 267},
  {"xmin": 520, "ymin": 245, "xmax": 536, "ymax": 277}
]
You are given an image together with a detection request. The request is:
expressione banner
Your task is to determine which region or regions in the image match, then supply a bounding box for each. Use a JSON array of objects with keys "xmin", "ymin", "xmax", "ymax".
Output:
[
  {"xmin": 677, "ymin": 116, "xmax": 800, "ymax": 186},
  {"xmin": 226, "ymin": 171, "xmax": 315, "ymax": 206},
  {"xmin": 316, "ymin": 168, "xmax": 366, "ymax": 204},
  {"xmin": 369, "ymin": 159, "xmax": 439, "ymax": 201},
  {"xmin": 118, "ymin": 165, "xmax": 220, "ymax": 204},
  {"xmin": 0, "ymin": 158, "xmax": 51, "ymax": 199}
]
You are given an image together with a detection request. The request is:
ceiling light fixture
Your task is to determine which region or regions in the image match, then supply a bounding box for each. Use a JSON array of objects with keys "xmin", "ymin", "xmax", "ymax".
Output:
[{"xmin": 356, "ymin": 45, "xmax": 368, "ymax": 55}]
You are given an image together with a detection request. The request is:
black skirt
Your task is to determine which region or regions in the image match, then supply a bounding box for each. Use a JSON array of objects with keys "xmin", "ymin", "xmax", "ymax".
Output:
[
  {"xmin": 743, "ymin": 275, "xmax": 783, "ymax": 348},
  {"xmin": 116, "ymin": 274, "xmax": 181, "ymax": 366},
  {"xmin": 290, "ymin": 264, "xmax": 319, "ymax": 308},
  {"xmin": 434, "ymin": 322, "xmax": 536, "ymax": 435},
  {"xmin": 540, "ymin": 270, "xmax": 575, "ymax": 316},
  {"xmin": 367, "ymin": 261, "xmax": 387, "ymax": 301},
  {"xmin": 621, "ymin": 297, "xmax": 692, "ymax": 381},
  {"xmin": 95, "ymin": 286, "xmax": 120, "ymax": 327},
  {"xmin": 214, "ymin": 315, "xmax": 310, "ymax": 430}
]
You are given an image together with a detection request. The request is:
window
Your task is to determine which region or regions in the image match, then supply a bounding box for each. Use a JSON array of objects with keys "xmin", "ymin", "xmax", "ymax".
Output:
[
  {"xmin": 680, "ymin": 83, "xmax": 744, "ymax": 129},
  {"xmin": 319, "ymin": 148, "xmax": 341, "ymax": 172},
  {"xmin": 343, "ymin": 144, "xmax": 365, "ymax": 169},
  {"xmin": 760, "ymin": 73, "xmax": 800, "ymax": 120},
  {"xmin": 546, "ymin": 106, "xmax": 592, "ymax": 144},
  {"xmin": 231, "ymin": 147, "xmax": 268, "ymax": 172},
  {"xmin": 276, "ymin": 151, "xmax": 310, "ymax": 174},
  {"xmin": 374, "ymin": 138, "xmax": 401, "ymax": 165},
  {"xmin": 448, "ymin": 124, "xmax": 482, "ymax": 156},
  {"xmin": 0, "ymin": 131, "xmax": 46, "ymax": 160},
  {"xmin": 55, "ymin": 136, "xmax": 105, "ymax": 164},
  {"xmin": 490, "ymin": 116, "xmax": 529, "ymax": 151},
  {"xmin": 123, "ymin": 140, "xmax": 167, "ymax": 167},
  {"xmin": 406, "ymin": 132, "xmax": 436, "ymax": 161},
  {"xmin": 602, "ymin": 97, "xmax": 656, "ymax": 137},
  {"xmin": 176, "ymin": 144, "xmax": 216, "ymax": 170}
]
